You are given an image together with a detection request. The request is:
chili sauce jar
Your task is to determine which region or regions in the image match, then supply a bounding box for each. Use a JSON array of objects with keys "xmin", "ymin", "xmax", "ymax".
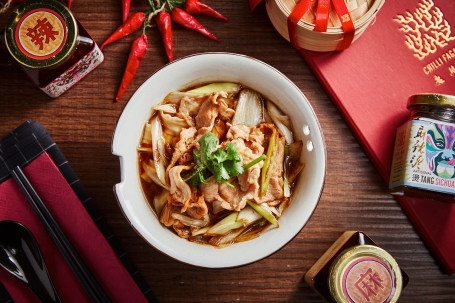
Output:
[
  {"xmin": 3, "ymin": 0, "xmax": 103, "ymax": 97},
  {"xmin": 389, "ymin": 94, "xmax": 455, "ymax": 203},
  {"xmin": 304, "ymin": 231, "xmax": 408, "ymax": 303}
]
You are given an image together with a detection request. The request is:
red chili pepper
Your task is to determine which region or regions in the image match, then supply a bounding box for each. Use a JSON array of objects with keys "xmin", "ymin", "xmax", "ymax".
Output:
[
  {"xmin": 116, "ymin": 33, "xmax": 148, "ymax": 102},
  {"xmin": 67, "ymin": 0, "xmax": 72, "ymax": 9},
  {"xmin": 171, "ymin": 8, "xmax": 219, "ymax": 42},
  {"xmin": 122, "ymin": 0, "xmax": 131, "ymax": 23},
  {"xmin": 101, "ymin": 12, "xmax": 146, "ymax": 50},
  {"xmin": 184, "ymin": 0, "xmax": 228, "ymax": 22},
  {"xmin": 156, "ymin": 11, "xmax": 173, "ymax": 62},
  {"xmin": 249, "ymin": 0, "xmax": 263, "ymax": 12}
]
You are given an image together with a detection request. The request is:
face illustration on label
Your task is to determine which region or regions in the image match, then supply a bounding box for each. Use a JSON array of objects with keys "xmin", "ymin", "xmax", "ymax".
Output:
[{"xmin": 426, "ymin": 123, "xmax": 455, "ymax": 179}]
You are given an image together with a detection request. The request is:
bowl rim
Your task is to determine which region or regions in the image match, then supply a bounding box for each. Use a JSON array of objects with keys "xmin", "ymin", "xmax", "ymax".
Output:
[{"xmin": 112, "ymin": 52, "xmax": 327, "ymax": 268}]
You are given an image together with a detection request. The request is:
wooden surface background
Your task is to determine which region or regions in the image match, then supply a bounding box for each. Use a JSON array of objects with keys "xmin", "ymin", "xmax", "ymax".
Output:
[{"xmin": 1, "ymin": 0, "xmax": 455, "ymax": 302}]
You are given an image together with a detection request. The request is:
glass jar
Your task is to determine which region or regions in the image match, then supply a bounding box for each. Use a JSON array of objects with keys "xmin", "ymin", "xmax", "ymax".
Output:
[
  {"xmin": 304, "ymin": 231, "xmax": 408, "ymax": 303},
  {"xmin": 2, "ymin": 0, "xmax": 103, "ymax": 97},
  {"xmin": 389, "ymin": 94, "xmax": 455, "ymax": 203}
]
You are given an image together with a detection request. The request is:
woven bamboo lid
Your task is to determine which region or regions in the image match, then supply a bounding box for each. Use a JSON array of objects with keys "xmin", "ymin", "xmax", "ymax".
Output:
[{"xmin": 266, "ymin": 0, "xmax": 385, "ymax": 51}]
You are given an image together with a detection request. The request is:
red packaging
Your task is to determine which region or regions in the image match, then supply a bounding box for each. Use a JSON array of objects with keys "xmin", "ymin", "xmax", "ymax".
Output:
[{"xmin": 301, "ymin": 0, "xmax": 455, "ymax": 274}]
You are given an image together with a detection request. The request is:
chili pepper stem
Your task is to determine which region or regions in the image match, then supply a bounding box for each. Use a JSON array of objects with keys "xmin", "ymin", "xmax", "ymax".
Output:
[
  {"xmin": 166, "ymin": 0, "xmax": 175, "ymax": 11},
  {"xmin": 0, "ymin": 0, "xmax": 12, "ymax": 13}
]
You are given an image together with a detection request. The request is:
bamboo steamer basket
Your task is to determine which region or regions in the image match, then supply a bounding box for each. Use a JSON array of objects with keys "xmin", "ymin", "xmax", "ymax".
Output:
[{"xmin": 266, "ymin": 0, "xmax": 385, "ymax": 51}]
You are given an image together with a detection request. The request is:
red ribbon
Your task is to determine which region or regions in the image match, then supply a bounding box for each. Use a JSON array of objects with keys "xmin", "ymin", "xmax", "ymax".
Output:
[
  {"xmin": 249, "ymin": 0, "xmax": 355, "ymax": 51},
  {"xmin": 314, "ymin": 0, "xmax": 330, "ymax": 32},
  {"xmin": 331, "ymin": 0, "xmax": 355, "ymax": 50},
  {"xmin": 287, "ymin": 0, "xmax": 315, "ymax": 48}
]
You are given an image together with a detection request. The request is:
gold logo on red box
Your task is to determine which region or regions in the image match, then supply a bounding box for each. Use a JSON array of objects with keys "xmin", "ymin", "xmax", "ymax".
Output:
[{"xmin": 394, "ymin": 0, "xmax": 455, "ymax": 60}]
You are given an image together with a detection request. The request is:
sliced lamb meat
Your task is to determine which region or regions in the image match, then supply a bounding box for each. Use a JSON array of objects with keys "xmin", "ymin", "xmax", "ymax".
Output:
[
  {"xmin": 169, "ymin": 165, "xmax": 193, "ymax": 206},
  {"xmin": 166, "ymin": 127, "xmax": 197, "ymax": 182},
  {"xmin": 185, "ymin": 194, "xmax": 208, "ymax": 219},
  {"xmin": 219, "ymin": 179, "xmax": 253, "ymax": 211}
]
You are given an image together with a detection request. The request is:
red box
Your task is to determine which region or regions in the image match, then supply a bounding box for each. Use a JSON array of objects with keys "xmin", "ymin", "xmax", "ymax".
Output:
[{"xmin": 301, "ymin": 0, "xmax": 455, "ymax": 274}]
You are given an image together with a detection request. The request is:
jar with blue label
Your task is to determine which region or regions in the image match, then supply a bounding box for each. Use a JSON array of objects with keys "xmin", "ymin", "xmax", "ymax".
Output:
[{"xmin": 389, "ymin": 94, "xmax": 455, "ymax": 203}]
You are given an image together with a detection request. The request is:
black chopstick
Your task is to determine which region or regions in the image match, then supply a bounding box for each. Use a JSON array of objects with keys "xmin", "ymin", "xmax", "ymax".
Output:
[{"xmin": 11, "ymin": 166, "xmax": 110, "ymax": 303}]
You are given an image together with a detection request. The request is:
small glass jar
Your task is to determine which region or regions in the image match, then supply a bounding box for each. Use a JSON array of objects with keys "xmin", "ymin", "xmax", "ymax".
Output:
[
  {"xmin": 389, "ymin": 94, "xmax": 455, "ymax": 203},
  {"xmin": 304, "ymin": 231, "xmax": 408, "ymax": 303},
  {"xmin": 2, "ymin": 0, "xmax": 103, "ymax": 98}
]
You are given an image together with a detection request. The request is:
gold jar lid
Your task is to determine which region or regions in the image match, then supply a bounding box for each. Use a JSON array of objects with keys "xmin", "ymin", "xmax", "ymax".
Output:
[
  {"xmin": 407, "ymin": 94, "xmax": 455, "ymax": 109},
  {"xmin": 328, "ymin": 245, "xmax": 402, "ymax": 303},
  {"xmin": 4, "ymin": 0, "xmax": 78, "ymax": 69}
]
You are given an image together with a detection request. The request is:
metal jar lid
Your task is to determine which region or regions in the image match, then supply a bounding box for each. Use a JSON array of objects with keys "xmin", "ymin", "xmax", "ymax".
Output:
[
  {"xmin": 407, "ymin": 94, "xmax": 455, "ymax": 109},
  {"xmin": 328, "ymin": 245, "xmax": 402, "ymax": 303},
  {"xmin": 4, "ymin": 0, "xmax": 78, "ymax": 69}
]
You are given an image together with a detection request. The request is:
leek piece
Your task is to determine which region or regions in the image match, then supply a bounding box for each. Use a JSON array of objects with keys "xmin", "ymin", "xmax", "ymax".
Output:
[
  {"xmin": 142, "ymin": 122, "xmax": 153, "ymax": 144},
  {"xmin": 267, "ymin": 101, "xmax": 294, "ymax": 144},
  {"xmin": 153, "ymin": 190, "xmax": 169, "ymax": 216},
  {"xmin": 187, "ymin": 83, "xmax": 240, "ymax": 94},
  {"xmin": 246, "ymin": 200, "xmax": 278, "ymax": 228},
  {"xmin": 261, "ymin": 130, "xmax": 278, "ymax": 197},
  {"xmin": 237, "ymin": 205, "xmax": 262, "ymax": 226},
  {"xmin": 206, "ymin": 212, "xmax": 243, "ymax": 235},
  {"xmin": 192, "ymin": 226, "xmax": 210, "ymax": 236},
  {"xmin": 283, "ymin": 145, "xmax": 291, "ymax": 198},
  {"xmin": 232, "ymin": 89, "xmax": 263, "ymax": 127},
  {"xmin": 164, "ymin": 92, "xmax": 202, "ymax": 104},
  {"xmin": 283, "ymin": 176, "xmax": 291, "ymax": 198},
  {"xmin": 243, "ymin": 155, "xmax": 266, "ymax": 170},
  {"xmin": 171, "ymin": 213, "xmax": 208, "ymax": 227},
  {"xmin": 151, "ymin": 116, "xmax": 168, "ymax": 188}
]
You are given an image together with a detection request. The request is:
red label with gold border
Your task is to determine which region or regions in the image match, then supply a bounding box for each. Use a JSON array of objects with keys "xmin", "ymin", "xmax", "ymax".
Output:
[{"xmin": 15, "ymin": 8, "xmax": 67, "ymax": 60}]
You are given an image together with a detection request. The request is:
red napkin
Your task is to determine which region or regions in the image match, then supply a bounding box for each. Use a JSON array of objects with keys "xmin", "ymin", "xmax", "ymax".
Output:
[{"xmin": 0, "ymin": 152, "xmax": 148, "ymax": 302}]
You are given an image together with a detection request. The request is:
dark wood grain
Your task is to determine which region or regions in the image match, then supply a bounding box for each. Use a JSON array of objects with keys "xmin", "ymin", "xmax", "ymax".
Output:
[{"xmin": 1, "ymin": 1, "xmax": 454, "ymax": 302}]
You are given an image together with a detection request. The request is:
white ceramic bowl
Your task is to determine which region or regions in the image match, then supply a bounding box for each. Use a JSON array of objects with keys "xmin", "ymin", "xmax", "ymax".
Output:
[{"xmin": 112, "ymin": 53, "xmax": 326, "ymax": 268}]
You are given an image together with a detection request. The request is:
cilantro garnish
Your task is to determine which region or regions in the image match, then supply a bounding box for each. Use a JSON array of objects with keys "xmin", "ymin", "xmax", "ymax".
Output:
[{"xmin": 184, "ymin": 132, "xmax": 264, "ymax": 187}]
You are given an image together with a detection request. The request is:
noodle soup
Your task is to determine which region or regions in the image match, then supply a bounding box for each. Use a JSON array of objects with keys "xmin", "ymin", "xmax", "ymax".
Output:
[{"xmin": 137, "ymin": 82, "xmax": 304, "ymax": 247}]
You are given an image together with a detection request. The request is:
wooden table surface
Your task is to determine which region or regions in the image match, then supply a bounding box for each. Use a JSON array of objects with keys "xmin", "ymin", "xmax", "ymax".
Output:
[{"xmin": 1, "ymin": 0, "xmax": 454, "ymax": 302}]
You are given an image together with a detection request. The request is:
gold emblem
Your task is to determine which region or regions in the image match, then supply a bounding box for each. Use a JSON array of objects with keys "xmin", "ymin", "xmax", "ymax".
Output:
[
  {"xmin": 449, "ymin": 65, "xmax": 455, "ymax": 76},
  {"xmin": 340, "ymin": 14, "xmax": 350, "ymax": 23},
  {"xmin": 434, "ymin": 75, "xmax": 445, "ymax": 85},
  {"xmin": 394, "ymin": 0, "xmax": 455, "ymax": 60}
]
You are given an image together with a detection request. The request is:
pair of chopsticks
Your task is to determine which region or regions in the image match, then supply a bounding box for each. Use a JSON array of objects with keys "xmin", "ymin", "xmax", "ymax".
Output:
[{"xmin": 11, "ymin": 166, "xmax": 110, "ymax": 303}]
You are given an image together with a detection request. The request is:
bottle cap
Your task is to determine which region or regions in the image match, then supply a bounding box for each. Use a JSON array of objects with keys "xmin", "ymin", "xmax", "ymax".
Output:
[
  {"xmin": 408, "ymin": 94, "xmax": 455, "ymax": 109},
  {"xmin": 328, "ymin": 245, "xmax": 402, "ymax": 303},
  {"xmin": 4, "ymin": 0, "xmax": 78, "ymax": 69}
]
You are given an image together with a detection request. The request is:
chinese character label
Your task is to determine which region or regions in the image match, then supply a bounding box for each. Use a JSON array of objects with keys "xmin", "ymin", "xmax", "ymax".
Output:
[
  {"xmin": 354, "ymin": 268, "xmax": 385, "ymax": 301},
  {"xmin": 17, "ymin": 9, "xmax": 66, "ymax": 59},
  {"xmin": 343, "ymin": 257, "xmax": 394, "ymax": 303},
  {"xmin": 26, "ymin": 17, "xmax": 59, "ymax": 50},
  {"xmin": 389, "ymin": 119, "xmax": 455, "ymax": 195}
]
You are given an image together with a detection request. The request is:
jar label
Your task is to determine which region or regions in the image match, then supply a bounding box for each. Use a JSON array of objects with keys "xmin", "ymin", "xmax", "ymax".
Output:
[
  {"xmin": 342, "ymin": 257, "xmax": 395, "ymax": 303},
  {"xmin": 15, "ymin": 8, "xmax": 67, "ymax": 60},
  {"xmin": 40, "ymin": 44, "xmax": 104, "ymax": 98},
  {"xmin": 390, "ymin": 119, "xmax": 455, "ymax": 194}
]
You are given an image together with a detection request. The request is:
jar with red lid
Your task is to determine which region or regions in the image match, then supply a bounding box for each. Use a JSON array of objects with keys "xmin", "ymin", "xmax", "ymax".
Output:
[{"xmin": 2, "ymin": 0, "xmax": 103, "ymax": 97}]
